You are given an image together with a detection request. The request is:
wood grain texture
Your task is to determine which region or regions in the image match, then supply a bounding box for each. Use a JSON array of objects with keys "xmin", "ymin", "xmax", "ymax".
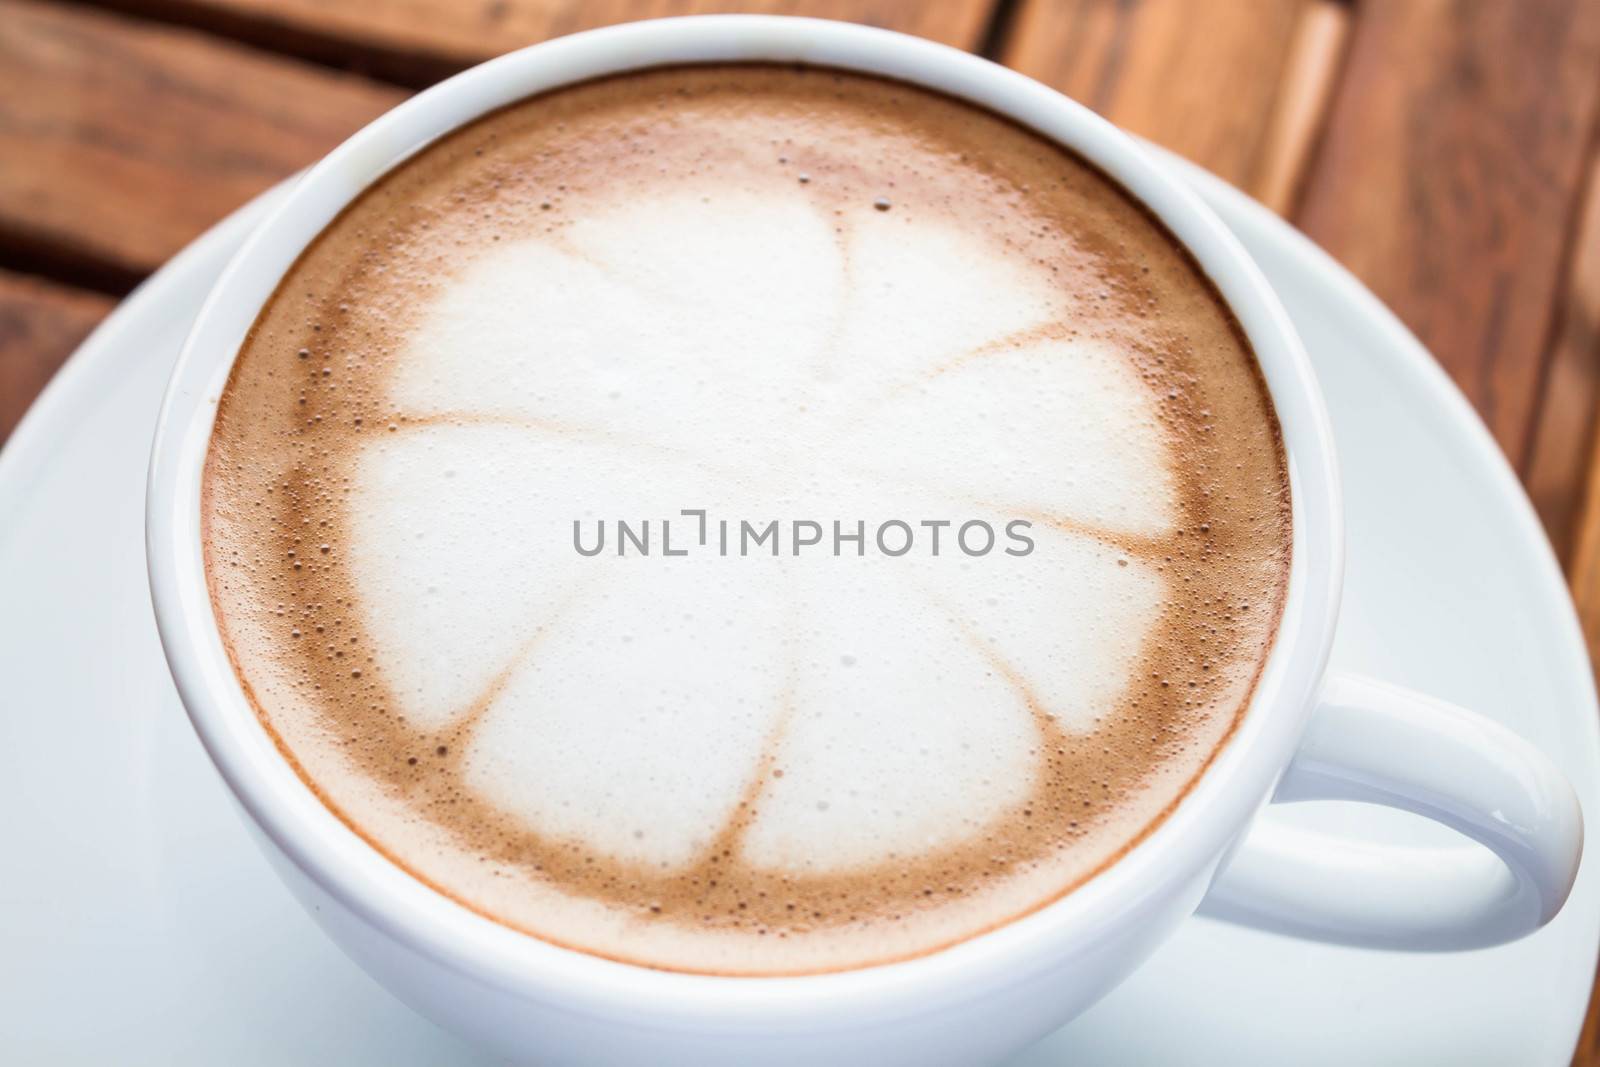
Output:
[
  {"xmin": 1527, "ymin": 160, "xmax": 1600, "ymax": 567},
  {"xmin": 1294, "ymin": 0, "xmax": 1600, "ymax": 467},
  {"xmin": 1249, "ymin": 1, "xmax": 1348, "ymax": 216},
  {"xmin": 87, "ymin": 0, "xmax": 999, "ymax": 85},
  {"xmin": 1002, "ymin": 0, "xmax": 1347, "ymax": 206},
  {"xmin": 1584, "ymin": 1013, "xmax": 1600, "ymax": 1067},
  {"xmin": 0, "ymin": 271, "xmax": 114, "ymax": 440},
  {"xmin": 0, "ymin": 0, "xmax": 403, "ymax": 284}
]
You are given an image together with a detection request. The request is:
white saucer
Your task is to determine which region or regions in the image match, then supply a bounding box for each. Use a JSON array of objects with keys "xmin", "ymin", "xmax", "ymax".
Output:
[{"xmin": 2, "ymin": 153, "xmax": 1595, "ymax": 1065}]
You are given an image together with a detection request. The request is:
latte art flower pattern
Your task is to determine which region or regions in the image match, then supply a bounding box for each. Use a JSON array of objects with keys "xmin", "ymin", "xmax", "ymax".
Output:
[
  {"xmin": 204, "ymin": 66, "xmax": 1290, "ymax": 974},
  {"xmin": 355, "ymin": 181, "xmax": 1172, "ymax": 873}
]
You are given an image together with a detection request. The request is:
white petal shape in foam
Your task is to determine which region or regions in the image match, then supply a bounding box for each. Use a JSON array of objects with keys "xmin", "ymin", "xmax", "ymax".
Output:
[
  {"xmin": 898, "ymin": 518, "xmax": 1165, "ymax": 736},
  {"xmin": 740, "ymin": 528, "xmax": 1162, "ymax": 874},
  {"xmin": 463, "ymin": 555, "xmax": 792, "ymax": 869},
  {"xmin": 740, "ymin": 557, "xmax": 1034, "ymax": 873},
  {"xmin": 347, "ymin": 423, "xmax": 587, "ymax": 732},
  {"xmin": 840, "ymin": 336, "xmax": 1178, "ymax": 539},
  {"xmin": 826, "ymin": 209, "xmax": 1062, "ymax": 393},
  {"xmin": 347, "ymin": 424, "xmax": 746, "ymax": 733},
  {"xmin": 389, "ymin": 187, "xmax": 845, "ymax": 465}
]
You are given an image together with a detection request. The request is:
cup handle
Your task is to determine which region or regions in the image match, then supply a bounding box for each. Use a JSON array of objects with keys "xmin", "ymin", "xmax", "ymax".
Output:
[{"xmin": 1199, "ymin": 672, "xmax": 1583, "ymax": 949}]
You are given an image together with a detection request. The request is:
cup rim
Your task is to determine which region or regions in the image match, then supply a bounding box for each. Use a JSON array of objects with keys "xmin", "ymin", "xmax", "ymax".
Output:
[{"xmin": 146, "ymin": 14, "xmax": 1342, "ymax": 1026}]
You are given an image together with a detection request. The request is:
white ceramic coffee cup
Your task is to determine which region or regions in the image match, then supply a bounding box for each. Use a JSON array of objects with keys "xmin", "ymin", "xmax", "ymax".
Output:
[{"xmin": 146, "ymin": 16, "xmax": 1584, "ymax": 1065}]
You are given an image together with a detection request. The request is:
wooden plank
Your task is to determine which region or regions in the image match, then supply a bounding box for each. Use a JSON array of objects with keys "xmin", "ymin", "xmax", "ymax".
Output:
[
  {"xmin": 90, "ymin": 0, "xmax": 999, "ymax": 86},
  {"xmin": 1248, "ymin": 1, "xmax": 1348, "ymax": 216},
  {"xmin": 0, "ymin": 0, "xmax": 403, "ymax": 284},
  {"xmin": 1002, "ymin": 0, "xmax": 1348, "ymax": 206},
  {"xmin": 0, "ymin": 271, "xmax": 115, "ymax": 441},
  {"xmin": 1294, "ymin": 0, "xmax": 1600, "ymax": 468},
  {"xmin": 1526, "ymin": 162, "xmax": 1600, "ymax": 566},
  {"xmin": 1583, "ymin": 999, "xmax": 1600, "ymax": 1067}
]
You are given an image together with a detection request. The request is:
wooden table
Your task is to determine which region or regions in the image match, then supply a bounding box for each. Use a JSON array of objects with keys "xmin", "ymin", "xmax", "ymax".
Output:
[{"xmin": 3, "ymin": 0, "xmax": 1599, "ymax": 1056}]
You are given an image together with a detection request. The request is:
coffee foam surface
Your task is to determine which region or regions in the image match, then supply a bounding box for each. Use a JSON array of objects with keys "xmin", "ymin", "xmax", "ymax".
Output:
[{"xmin": 203, "ymin": 65, "xmax": 1290, "ymax": 974}]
